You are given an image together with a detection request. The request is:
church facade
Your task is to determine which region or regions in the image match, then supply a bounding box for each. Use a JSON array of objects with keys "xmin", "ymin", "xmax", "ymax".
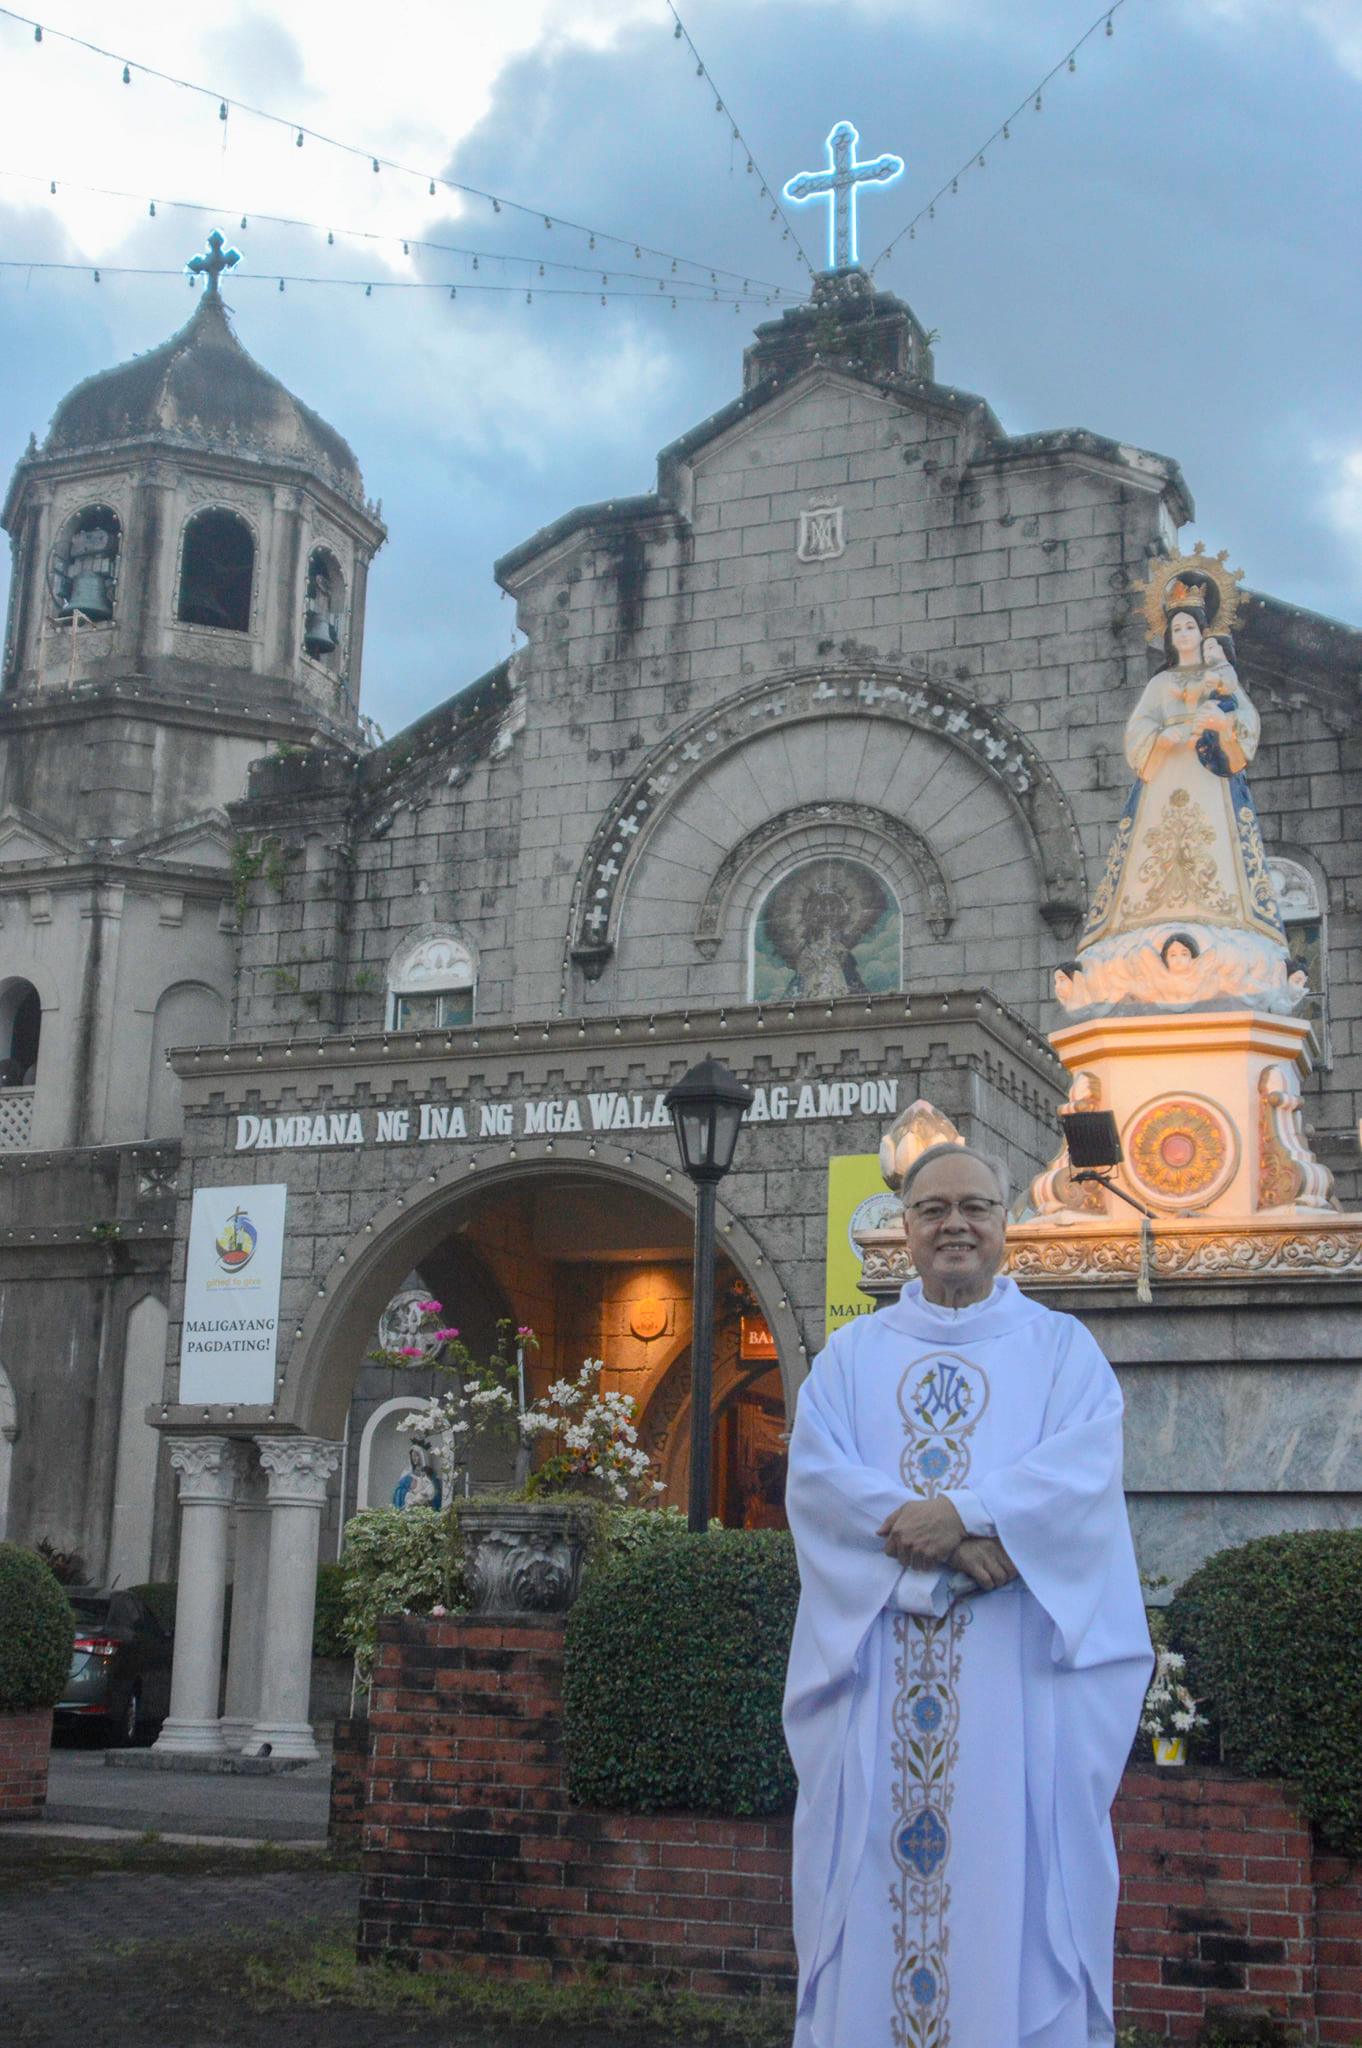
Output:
[{"xmin": 4, "ymin": 264, "xmax": 1361, "ymax": 1752}]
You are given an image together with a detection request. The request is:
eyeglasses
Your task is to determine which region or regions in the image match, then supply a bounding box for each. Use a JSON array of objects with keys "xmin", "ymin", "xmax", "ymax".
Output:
[{"xmin": 906, "ymin": 1197, "xmax": 1005, "ymax": 1225}]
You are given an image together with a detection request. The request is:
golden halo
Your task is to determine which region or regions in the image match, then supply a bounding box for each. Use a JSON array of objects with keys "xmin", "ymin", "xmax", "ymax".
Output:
[{"xmin": 1136, "ymin": 542, "xmax": 1245, "ymax": 643}]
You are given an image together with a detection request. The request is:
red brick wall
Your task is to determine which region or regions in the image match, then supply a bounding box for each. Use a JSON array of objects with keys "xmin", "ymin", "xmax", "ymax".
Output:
[
  {"xmin": 0, "ymin": 1709, "xmax": 51, "ymax": 1816},
  {"xmin": 355, "ymin": 1616, "xmax": 1362, "ymax": 2037},
  {"xmin": 330, "ymin": 1715, "xmax": 371, "ymax": 1856}
]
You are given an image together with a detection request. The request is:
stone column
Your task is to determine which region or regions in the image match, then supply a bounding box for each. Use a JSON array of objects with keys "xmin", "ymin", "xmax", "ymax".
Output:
[
  {"xmin": 153, "ymin": 1437, "xmax": 246, "ymax": 1756},
  {"xmin": 242, "ymin": 1437, "xmax": 342, "ymax": 1762},
  {"xmin": 218, "ymin": 1458, "xmax": 270, "ymax": 1749}
]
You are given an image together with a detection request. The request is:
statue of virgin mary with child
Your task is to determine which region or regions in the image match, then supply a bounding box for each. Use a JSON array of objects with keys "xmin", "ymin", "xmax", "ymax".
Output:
[{"xmin": 1056, "ymin": 549, "xmax": 1307, "ymax": 1017}]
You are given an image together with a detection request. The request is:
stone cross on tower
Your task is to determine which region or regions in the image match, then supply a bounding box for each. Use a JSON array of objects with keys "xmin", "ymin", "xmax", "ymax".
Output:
[
  {"xmin": 783, "ymin": 121, "xmax": 905, "ymax": 274},
  {"xmin": 186, "ymin": 229, "xmax": 241, "ymax": 296}
]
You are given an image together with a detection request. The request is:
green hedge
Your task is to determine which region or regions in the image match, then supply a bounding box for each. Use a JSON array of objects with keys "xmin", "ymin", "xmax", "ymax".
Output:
[
  {"xmin": 0, "ymin": 1543, "xmax": 73, "ymax": 1712},
  {"xmin": 563, "ymin": 1529, "xmax": 799, "ymax": 1816},
  {"xmin": 312, "ymin": 1563, "xmax": 349, "ymax": 1659},
  {"xmin": 1169, "ymin": 1530, "xmax": 1362, "ymax": 1856}
]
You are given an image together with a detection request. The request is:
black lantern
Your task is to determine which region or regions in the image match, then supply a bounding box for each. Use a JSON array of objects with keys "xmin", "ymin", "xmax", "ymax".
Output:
[
  {"xmin": 665, "ymin": 1057, "xmax": 754, "ymax": 1185},
  {"xmin": 664, "ymin": 1057, "xmax": 754, "ymax": 1530}
]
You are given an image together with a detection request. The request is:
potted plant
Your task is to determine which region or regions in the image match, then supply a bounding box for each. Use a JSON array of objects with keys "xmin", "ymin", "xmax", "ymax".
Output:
[
  {"xmin": 375, "ymin": 1309, "xmax": 665, "ymax": 1619},
  {"xmin": 1140, "ymin": 1644, "xmax": 1208, "ymax": 1766},
  {"xmin": 0, "ymin": 1542, "xmax": 75, "ymax": 1816}
]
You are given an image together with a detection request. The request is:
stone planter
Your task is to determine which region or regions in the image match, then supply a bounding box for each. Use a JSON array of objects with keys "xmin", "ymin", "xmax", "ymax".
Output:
[
  {"xmin": 0, "ymin": 1708, "xmax": 53, "ymax": 1817},
  {"xmin": 458, "ymin": 1504, "xmax": 588, "ymax": 1619}
]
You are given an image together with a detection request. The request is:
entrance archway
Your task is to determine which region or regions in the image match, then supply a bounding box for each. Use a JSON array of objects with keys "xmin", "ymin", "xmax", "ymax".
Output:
[{"xmin": 284, "ymin": 1139, "xmax": 801, "ymax": 1517}]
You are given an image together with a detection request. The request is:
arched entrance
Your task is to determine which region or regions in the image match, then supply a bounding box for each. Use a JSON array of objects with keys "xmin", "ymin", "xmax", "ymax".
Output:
[
  {"xmin": 286, "ymin": 1139, "xmax": 800, "ymax": 1519},
  {"xmin": 154, "ymin": 1142, "xmax": 800, "ymax": 1763}
]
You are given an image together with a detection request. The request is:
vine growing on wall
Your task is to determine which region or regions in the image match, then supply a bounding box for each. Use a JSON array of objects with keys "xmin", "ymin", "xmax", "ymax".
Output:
[{"xmin": 230, "ymin": 834, "xmax": 287, "ymax": 924}]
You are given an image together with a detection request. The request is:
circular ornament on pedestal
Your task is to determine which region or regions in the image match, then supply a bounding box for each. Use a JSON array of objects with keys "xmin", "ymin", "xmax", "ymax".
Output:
[{"xmin": 1123, "ymin": 1094, "xmax": 1239, "ymax": 1211}]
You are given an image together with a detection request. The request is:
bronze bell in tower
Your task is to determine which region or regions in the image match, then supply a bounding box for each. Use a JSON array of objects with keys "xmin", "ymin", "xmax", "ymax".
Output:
[{"xmin": 65, "ymin": 525, "xmax": 115, "ymax": 621}]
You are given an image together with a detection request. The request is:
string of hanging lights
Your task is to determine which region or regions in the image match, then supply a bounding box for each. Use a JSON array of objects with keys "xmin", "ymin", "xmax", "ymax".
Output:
[
  {"xmin": 661, "ymin": 0, "xmax": 815, "ymax": 279},
  {"xmin": 0, "ymin": 256, "xmax": 779, "ymax": 311},
  {"xmin": 867, "ymin": 0, "xmax": 1130, "ymax": 275},
  {"xmin": 0, "ymin": 4, "xmax": 786, "ymax": 293},
  {"xmin": 0, "ymin": 167, "xmax": 787, "ymax": 302}
]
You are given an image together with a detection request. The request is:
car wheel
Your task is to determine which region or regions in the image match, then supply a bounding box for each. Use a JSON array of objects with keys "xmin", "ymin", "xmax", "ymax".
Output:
[{"xmin": 120, "ymin": 1688, "xmax": 141, "ymax": 1747}]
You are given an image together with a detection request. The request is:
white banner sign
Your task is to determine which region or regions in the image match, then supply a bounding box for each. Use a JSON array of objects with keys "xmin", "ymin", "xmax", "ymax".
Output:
[
  {"xmin": 180, "ymin": 1184, "xmax": 288, "ymax": 1405},
  {"xmin": 233, "ymin": 1079, "xmax": 899, "ymax": 1154}
]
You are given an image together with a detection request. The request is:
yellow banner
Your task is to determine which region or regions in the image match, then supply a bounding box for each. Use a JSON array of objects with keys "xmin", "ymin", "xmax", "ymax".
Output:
[{"xmin": 823, "ymin": 1154, "xmax": 900, "ymax": 1348}]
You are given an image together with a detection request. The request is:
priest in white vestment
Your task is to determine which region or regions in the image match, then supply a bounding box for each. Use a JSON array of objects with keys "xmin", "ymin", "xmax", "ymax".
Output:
[{"xmin": 784, "ymin": 1143, "xmax": 1151, "ymax": 2048}]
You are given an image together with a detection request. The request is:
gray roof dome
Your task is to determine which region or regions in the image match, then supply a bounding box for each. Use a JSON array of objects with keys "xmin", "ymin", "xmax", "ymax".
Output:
[{"xmin": 42, "ymin": 290, "xmax": 365, "ymax": 500}]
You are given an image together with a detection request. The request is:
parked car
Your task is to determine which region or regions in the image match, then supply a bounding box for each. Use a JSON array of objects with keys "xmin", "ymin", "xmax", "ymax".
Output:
[{"xmin": 54, "ymin": 1589, "xmax": 173, "ymax": 1744}]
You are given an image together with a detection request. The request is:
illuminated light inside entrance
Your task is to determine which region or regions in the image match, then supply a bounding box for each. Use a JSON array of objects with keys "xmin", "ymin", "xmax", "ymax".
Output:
[{"xmin": 782, "ymin": 120, "xmax": 905, "ymax": 273}]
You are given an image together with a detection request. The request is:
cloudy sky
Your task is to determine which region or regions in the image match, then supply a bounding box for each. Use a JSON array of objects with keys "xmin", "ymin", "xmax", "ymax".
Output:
[{"xmin": 1, "ymin": 0, "xmax": 1360, "ymax": 736}]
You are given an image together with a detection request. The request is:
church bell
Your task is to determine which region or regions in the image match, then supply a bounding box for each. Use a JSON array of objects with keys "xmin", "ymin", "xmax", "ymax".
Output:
[
  {"xmin": 304, "ymin": 607, "xmax": 338, "ymax": 656},
  {"xmin": 67, "ymin": 569, "xmax": 113, "ymax": 621}
]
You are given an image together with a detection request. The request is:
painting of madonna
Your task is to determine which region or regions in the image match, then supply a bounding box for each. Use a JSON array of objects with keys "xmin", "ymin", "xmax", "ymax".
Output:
[{"xmin": 1061, "ymin": 564, "xmax": 1304, "ymax": 1016}]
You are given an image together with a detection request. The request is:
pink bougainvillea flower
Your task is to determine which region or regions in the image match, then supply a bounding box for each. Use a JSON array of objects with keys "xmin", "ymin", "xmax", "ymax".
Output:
[
  {"xmin": 432, "ymin": 1327, "xmax": 461, "ymax": 1343},
  {"xmin": 516, "ymin": 1325, "xmax": 535, "ymax": 1340},
  {"xmin": 397, "ymin": 1345, "xmax": 424, "ymax": 1359},
  {"xmin": 417, "ymin": 1299, "xmax": 443, "ymax": 1314}
]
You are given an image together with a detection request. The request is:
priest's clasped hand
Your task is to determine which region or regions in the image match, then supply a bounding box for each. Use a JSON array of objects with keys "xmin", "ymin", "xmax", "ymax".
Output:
[
  {"xmin": 877, "ymin": 1495, "xmax": 966, "ymax": 1571},
  {"xmin": 950, "ymin": 1536, "xmax": 1019, "ymax": 1591}
]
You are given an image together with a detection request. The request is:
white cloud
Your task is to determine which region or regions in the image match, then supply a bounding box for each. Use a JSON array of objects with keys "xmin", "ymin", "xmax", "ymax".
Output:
[
  {"xmin": 0, "ymin": 0, "xmax": 662, "ymax": 270},
  {"xmin": 1194, "ymin": 0, "xmax": 1362, "ymax": 78},
  {"xmin": 1320, "ymin": 445, "xmax": 1362, "ymax": 553}
]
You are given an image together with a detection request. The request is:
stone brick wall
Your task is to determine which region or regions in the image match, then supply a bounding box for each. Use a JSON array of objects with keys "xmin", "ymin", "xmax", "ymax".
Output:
[
  {"xmin": 0, "ymin": 1709, "xmax": 52, "ymax": 1817},
  {"xmin": 354, "ymin": 1615, "xmax": 1362, "ymax": 2039}
]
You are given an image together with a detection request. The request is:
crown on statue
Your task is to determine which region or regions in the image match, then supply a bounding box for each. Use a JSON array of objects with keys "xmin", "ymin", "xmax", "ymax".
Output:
[{"xmin": 1135, "ymin": 543, "xmax": 1245, "ymax": 643}]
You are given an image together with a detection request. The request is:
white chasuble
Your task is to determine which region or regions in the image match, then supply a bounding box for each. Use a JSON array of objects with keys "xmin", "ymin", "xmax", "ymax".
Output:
[{"xmin": 784, "ymin": 1278, "xmax": 1151, "ymax": 2048}]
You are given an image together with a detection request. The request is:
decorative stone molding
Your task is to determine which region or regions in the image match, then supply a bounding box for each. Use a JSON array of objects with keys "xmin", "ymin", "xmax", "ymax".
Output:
[
  {"xmin": 1258, "ymin": 1064, "xmax": 1335, "ymax": 1212},
  {"xmin": 167, "ymin": 1435, "xmax": 248, "ymax": 1504},
  {"xmin": 856, "ymin": 1220, "xmax": 1362, "ymax": 1294},
  {"xmin": 567, "ymin": 666, "xmax": 1085, "ymax": 976},
  {"xmin": 692, "ymin": 801, "xmax": 954, "ymax": 959},
  {"xmin": 255, "ymin": 1435, "xmax": 343, "ymax": 1506}
]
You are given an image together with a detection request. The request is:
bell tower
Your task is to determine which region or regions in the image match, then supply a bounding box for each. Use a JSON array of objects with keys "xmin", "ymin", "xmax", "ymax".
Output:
[{"xmin": 1, "ymin": 248, "xmax": 385, "ymax": 838}]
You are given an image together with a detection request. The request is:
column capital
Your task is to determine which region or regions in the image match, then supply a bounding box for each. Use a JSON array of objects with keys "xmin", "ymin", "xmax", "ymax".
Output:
[
  {"xmin": 167, "ymin": 1435, "xmax": 248, "ymax": 1505},
  {"xmin": 255, "ymin": 1435, "xmax": 343, "ymax": 1507}
]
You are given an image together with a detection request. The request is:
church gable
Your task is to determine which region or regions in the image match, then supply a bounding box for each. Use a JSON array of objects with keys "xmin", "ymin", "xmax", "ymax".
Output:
[
  {"xmin": 0, "ymin": 807, "xmax": 79, "ymax": 866},
  {"xmin": 128, "ymin": 811, "xmax": 235, "ymax": 871}
]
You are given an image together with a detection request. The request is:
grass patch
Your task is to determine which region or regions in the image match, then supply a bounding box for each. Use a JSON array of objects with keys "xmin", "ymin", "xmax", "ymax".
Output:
[
  {"xmin": 248, "ymin": 1936, "xmax": 794, "ymax": 2045},
  {"xmin": 0, "ymin": 1833, "xmax": 351, "ymax": 1893}
]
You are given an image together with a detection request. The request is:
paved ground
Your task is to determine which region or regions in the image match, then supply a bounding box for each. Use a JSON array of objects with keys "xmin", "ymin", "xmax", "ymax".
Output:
[{"xmin": 44, "ymin": 1731, "xmax": 332, "ymax": 1841}]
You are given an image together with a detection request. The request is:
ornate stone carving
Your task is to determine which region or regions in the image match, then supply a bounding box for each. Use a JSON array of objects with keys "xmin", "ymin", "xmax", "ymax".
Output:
[
  {"xmin": 567, "ymin": 666, "xmax": 1085, "ymax": 969},
  {"xmin": 458, "ymin": 1505, "xmax": 587, "ymax": 1618},
  {"xmin": 1124, "ymin": 1094, "xmax": 1238, "ymax": 1211},
  {"xmin": 693, "ymin": 801, "xmax": 954, "ymax": 957},
  {"xmin": 1257, "ymin": 1064, "xmax": 1335, "ymax": 1212},
  {"xmin": 797, "ymin": 504, "xmax": 845, "ymax": 562},
  {"xmin": 1026, "ymin": 1073, "xmax": 1109, "ymax": 1218},
  {"xmin": 1003, "ymin": 1223, "xmax": 1362, "ymax": 1286},
  {"xmin": 168, "ymin": 1436, "xmax": 249, "ymax": 1504},
  {"xmin": 171, "ymin": 628, "xmax": 254, "ymax": 669},
  {"xmin": 256, "ymin": 1436, "xmax": 343, "ymax": 1506}
]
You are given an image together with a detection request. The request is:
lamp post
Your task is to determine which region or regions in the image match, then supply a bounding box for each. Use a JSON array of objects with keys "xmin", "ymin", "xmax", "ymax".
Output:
[{"xmin": 664, "ymin": 1057, "xmax": 754, "ymax": 1532}]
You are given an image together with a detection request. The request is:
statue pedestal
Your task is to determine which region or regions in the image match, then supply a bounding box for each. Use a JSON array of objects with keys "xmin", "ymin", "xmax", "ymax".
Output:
[
  {"xmin": 853, "ymin": 1011, "xmax": 1362, "ymax": 1299},
  {"xmin": 1006, "ymin": 1005, "xmax": 1362, "ymax": 1289}
]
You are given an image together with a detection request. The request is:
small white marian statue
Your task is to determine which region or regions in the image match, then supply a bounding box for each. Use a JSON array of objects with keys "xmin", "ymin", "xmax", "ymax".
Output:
[{"xmin": 1058, "ymin": 549, "xmax": 1307, "ymax": 1018}]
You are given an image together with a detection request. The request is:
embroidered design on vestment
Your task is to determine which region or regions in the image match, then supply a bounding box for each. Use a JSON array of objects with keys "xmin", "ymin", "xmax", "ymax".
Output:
[
  {"xmin": 1125, "ymin": 787, "xmax": 1237, "ymax": 921},
  {"xmin": 891, "ymin": 1351, "xmax": 990, "ymax": 2047}
]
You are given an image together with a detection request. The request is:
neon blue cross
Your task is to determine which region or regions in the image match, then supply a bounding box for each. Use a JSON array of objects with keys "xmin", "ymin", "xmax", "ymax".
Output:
[{"xmin": 783, "ymin": 121, "xmax": 905, "ymax": 273}]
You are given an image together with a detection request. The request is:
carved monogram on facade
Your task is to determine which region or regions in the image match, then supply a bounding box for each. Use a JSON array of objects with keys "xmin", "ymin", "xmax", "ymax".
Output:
[
  {"xmin": 567, "ymin": 667, "xmax": 1085, "ymax": 973},
  {"xmin": 797, "ymin": 504, "xmax": 845, "ymax": 562}
]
